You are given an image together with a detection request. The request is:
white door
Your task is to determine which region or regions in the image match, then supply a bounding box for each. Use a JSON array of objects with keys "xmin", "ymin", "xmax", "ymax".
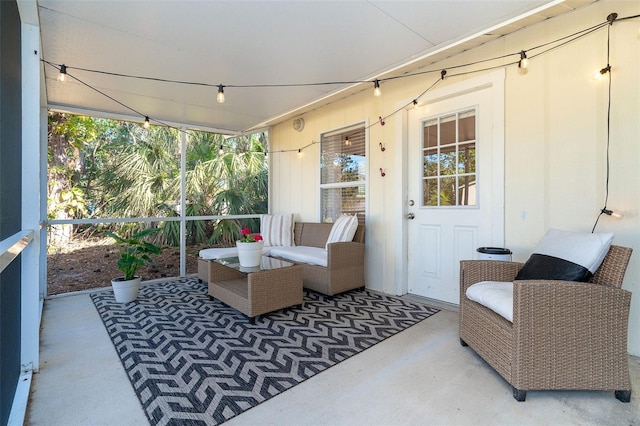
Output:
[{"xmin": 406, "ymin": 75, "xmax": 504, "ymax": 304}]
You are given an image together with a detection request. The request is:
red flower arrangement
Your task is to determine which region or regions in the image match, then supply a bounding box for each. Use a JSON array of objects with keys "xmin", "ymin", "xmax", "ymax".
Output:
[{"xmin": 238, "ymin": 227, "xmax": 263, "ymax": 243}]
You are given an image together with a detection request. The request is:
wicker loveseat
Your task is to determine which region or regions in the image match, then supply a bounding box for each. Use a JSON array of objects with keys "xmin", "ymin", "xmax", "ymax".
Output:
[
  {"xmin": 269, "ymin": 222, "xmax": 365, "ymax": 296},
  {"xmin": 459, "ymin": 244, "xmax": 633, "ymax": 402},
  {"xmin": 198, "ymin": 221, "xmax": 365, "ymax": 296}
]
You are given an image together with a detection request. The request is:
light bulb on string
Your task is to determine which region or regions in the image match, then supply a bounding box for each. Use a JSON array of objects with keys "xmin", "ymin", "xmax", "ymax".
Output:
[
  {"xmin": 593, "ymin": 65, "xmax": 611, "ymax": 81},
  {"xmin": 58, "ymin": 64, "xmax": 67, "ymax": 82},
  {"xmin": 412, "ymin": 100, "xmax": 418, "ymax": 109},
  {"xmin": 143, "ymin": 116, "xmax": 150, "ymax": 129},
  {"xmin": 373, "ymin": 80, "xmax": 381, "ymax": 97},
  {"xmin": 602, "ymin": 208, "xmax": 624, "ymax": 219},
  {"xmin": 216, "ymin": 85, "xmax": 225, "ymax": 104},
  {"xmin": 518, "ymin": 51, "xmax": 529, "ymax": 69},
  {"xmin": 218, "ymin": 145, "xmax": 224, "ymax": 156},
  {"xmin": 345, "ymin": 136, "xmax": 351, "ymax": 146}
]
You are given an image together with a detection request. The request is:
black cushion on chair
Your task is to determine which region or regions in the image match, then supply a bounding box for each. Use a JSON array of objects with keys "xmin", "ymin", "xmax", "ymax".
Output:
[
  {"xmin": 515, "ymin": 254, "xmax": 591, "ymax": 281},
  {"xmin": 514, "ymin": 229, "xmax": 613, "ymax": 282}
]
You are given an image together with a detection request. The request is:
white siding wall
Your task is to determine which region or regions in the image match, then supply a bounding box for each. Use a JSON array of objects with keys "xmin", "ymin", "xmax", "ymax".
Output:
[{"xmin": 269, "ymin": 0, "xmax": 640, "ymax": 355}]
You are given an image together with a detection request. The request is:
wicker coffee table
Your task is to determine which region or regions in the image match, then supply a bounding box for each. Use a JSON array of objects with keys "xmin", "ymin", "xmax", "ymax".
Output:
[{"xmin": 208, "ymin": 256, "xmax": 303, "ymax": 320}]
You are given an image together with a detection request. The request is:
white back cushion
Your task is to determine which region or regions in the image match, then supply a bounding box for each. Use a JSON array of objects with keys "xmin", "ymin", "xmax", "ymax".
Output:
[
  {"xmin": 325, "ymin": 214, "xmax": 358, "ymax": 249},
  {"xmin": 515, "ymin": 229, "xmax": 614, "ymax": 281},
  {"xmin": 532, "ymin": 229, "xmax": 613, "ymax": 273},
  {"xmin": 260, "ymin": 214, "xmax": 294, "ymax": 247}
]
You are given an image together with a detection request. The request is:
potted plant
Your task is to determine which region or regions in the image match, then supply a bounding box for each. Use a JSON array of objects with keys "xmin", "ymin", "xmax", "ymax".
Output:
[
  {"xmin": 105, "ymin": 228, "xmax": 162, "ymax": 303},
  {"xmin": 236, "ymin": 227, "xmax": 264, "ymax": 267}
]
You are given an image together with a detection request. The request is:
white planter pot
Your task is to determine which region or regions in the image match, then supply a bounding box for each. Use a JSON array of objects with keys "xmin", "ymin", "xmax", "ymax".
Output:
[
  {"xmin": 236, "ymin": 241, "xmax": 264, "ymax": 267},
  {"xmin": 111, "ymin": 276, "xmax": 141, "ymax": 303}
]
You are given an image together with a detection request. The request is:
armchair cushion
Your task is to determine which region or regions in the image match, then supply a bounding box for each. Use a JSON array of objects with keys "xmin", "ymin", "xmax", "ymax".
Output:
[
  {"xmin": 466, "ymin": 281, "xmax": 514, "ymax": 322},
  {"xmin": 515, "ymin": 229, "xmax": 613, "ymax": 282}
]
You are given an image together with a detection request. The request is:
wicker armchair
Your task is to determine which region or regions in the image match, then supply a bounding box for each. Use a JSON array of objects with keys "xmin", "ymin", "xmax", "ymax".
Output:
[{"xmin": 459, "ymin": 245, "xmax": 633, "ymax": 402}]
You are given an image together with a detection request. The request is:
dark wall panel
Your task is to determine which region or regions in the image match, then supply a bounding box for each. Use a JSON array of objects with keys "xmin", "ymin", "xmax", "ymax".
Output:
[{"xmin": 0, "ymin": 0, "xmax": 23, "ymax": 424}]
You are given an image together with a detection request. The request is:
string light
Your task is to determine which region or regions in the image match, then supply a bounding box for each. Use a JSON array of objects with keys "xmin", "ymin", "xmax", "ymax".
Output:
[
  {"xmin": 345, "ymin": 136, "xmax": 351, "ymax": 146},
  {"xmin": 216, "ymin": 85, "xmax": 225, "ymax": 103},
  {"xmin": 143, "ymin": 116, "xmax": 150, "ymax": 129},
  {"xmin": 42, "ymin": 11, "xmax": 640, "ymax": 159},
  {"xmin": 602, "ymin": 208, "xmax": 623, "ymax": 218},
  {"xmin": 218, "ymin": 145, "xmax": 224, "ymax": 155},
  {"xmin": 518, "ymin": 51, "xmax": 529, "ymax": 69},
  {"xmin": 58, "ymin": 64, "xmax": 67, "ymax": 82},
  {"xmin": 592, "ymin": 13, "xmax": 622, "ymax": 233},
  {"xmin": 373, "ymin": 80, "xmax": 381, "ymax": 97},
  {"xmin": 45, "ymin": 13, "xmax": 637, "ymax": 101}
]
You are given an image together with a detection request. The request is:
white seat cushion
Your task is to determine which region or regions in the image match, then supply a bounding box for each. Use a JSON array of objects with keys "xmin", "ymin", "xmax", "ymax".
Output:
[
  {"xmin": 199, "ymin": 246, "xmax": 272, "ymax": 260},
  {"xmin": 466, "ymin": 281, "xmax": 513, "ymax": 322},
  {"xmin": 269, "ymin": 246, "xmax": 328, "ymax": 267}
]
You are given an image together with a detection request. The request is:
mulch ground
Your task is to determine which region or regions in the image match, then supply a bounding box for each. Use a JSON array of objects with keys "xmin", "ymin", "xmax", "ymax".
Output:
[{"xmin": 46, "ymin": 239, "xmax": 213, "ymax": 295}]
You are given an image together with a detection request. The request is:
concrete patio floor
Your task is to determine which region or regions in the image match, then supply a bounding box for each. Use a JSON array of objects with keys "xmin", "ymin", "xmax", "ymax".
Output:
[{"xmin": 26, "ymin": 284, "xmax": 640, "ymax": 425}]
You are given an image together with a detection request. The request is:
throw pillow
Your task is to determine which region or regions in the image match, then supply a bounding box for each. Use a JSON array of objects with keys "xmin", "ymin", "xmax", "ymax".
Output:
[
  {"xmin": 260, "ymin": 214, "xmax": 294, "ymax": 247},
  {"xmin": 325, "ymin": 214, "xmax": 359, "ymax": 249},
  {"xmin": 515, "ymin": 229, "xmax": 614, "ymax": 282}
]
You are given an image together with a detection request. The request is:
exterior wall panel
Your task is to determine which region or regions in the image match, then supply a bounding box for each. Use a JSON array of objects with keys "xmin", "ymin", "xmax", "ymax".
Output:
[{"xmin": 269, "ymin": 0, "xmax": 640, "ymax": 355}]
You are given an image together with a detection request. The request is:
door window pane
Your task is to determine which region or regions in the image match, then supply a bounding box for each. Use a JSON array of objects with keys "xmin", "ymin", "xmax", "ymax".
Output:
[
  {"xmin": 458, "ymin": 110, "xmax": 476, "ymax": 142},
  {"xmin": 424, "ymin": 149, "xmax": 438, "ymax": 177},
  {"xmin": 439, "ymin": 114, "xmax": 457, "ymax": 145},
  {"xmin": 423, "ymin": 119, "xmax": 438, "ymax": 148},
  {"xmin": 457, "ymin": 142, "xmax": 476, "ymax": 174}
]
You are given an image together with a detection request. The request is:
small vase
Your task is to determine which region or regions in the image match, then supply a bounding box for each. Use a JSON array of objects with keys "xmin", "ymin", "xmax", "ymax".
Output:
[
  {"xmin": 111, "ymin": 276, "xmax": 141, "ymax": 303},
  {"xmin": 236, "ymin": 240, "xmax": 264, "ymax": 267}
]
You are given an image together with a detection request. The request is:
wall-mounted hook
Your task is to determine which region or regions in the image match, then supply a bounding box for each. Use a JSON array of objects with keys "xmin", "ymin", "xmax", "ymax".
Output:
[
  {"xmin": 379, "ymin": 142, "xmax": 386, "ymax": 152},
  {"xmin": 379, "ymin": 116, "xmax": 385, "ymax": 126},
  {"xmin": 380, "ymin": 168, "xmax": 386, "ymax": 177}
]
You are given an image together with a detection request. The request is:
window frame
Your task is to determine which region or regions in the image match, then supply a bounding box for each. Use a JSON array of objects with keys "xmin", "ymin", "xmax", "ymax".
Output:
[
  {"xmin": 319, "ymin": 122, "xmax": 367, "ymax": 223},
  {"xmin": 420, "ymin": 108, "xmax": 478, "ymax": 209}
]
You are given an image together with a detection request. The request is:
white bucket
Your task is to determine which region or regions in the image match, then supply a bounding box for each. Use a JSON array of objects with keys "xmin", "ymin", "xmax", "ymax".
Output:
[{"xmin": 477, "ymin": 247, "xmax": 512, "ymax": 261}]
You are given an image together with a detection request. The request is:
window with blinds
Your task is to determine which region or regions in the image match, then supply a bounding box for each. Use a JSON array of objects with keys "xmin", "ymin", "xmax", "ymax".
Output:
[{"xmin": 320, "ymin": 124, "xmax": 366, "ymax": 223}]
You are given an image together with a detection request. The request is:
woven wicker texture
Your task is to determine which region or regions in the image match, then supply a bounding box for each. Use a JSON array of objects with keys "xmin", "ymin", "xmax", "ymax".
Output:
[
  {"xmin": 208, "ymin": 261, "xmax": 303, "ymax": 318},
  {"xmin": 459, "ymin": 245, "xmax": 633, "ymax": 400},
  {"xmin": 284, "ymin": 222, "xmax": 365, "ymax": 295}
]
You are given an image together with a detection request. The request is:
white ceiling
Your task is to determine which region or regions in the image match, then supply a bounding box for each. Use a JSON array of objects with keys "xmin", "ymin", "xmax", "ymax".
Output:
[{"xmin": 35, "ymin": 0, "xmax": 591, "ymax": 134}]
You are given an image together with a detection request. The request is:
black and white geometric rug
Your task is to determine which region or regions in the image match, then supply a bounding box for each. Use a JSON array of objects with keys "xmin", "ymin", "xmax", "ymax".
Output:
[{"xmin": 91, "ymin": 278, "xmax": 438, "ymax": 425}]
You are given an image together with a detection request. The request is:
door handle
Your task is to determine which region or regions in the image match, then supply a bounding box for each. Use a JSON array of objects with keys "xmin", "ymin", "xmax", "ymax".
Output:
[{"xmin": 406, "ymin": 213, "xmax": 415, "ymax": 220}]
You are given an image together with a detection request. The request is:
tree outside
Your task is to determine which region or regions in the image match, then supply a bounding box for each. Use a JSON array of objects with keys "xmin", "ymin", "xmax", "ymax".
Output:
[{"xmin": 47, "ymin": 112, "xmax": 268, "ymax": 293}]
